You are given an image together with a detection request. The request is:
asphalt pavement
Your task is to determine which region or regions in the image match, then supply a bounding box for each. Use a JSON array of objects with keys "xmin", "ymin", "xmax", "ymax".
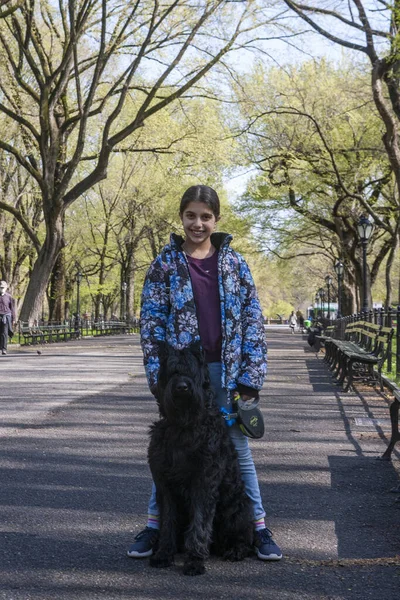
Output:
[{"xmin": 1, "ymin": 328, "xmax": 399, "ymax": 600}]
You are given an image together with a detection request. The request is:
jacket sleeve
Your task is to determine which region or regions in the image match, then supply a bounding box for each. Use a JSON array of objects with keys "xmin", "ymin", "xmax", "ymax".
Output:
[
  {"xmin": 140, "ymin": 256, "xmax": 169, "ymax": 392},
  {"xmin": 237, "ymin": 255, "xmax": 267, "ymax": 392}
]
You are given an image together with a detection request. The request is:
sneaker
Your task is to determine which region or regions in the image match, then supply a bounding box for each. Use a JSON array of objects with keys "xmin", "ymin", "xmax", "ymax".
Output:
[
  {"xmin": 1, "ymin": 350, "xmax": 6, "ymax": 355},
  {"xmin": 254, "ymin": 528, "xmax": 282, "ymax": 561},
  {"xmin": 127, "ymin": 526, "xmax": 159, "ymax": 558}
]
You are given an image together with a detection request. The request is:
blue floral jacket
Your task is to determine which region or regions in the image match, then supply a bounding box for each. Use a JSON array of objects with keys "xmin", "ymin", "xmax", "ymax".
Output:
[{"xmin": 140, "ymin": 232, "xmax": 267, "ymax": 394}]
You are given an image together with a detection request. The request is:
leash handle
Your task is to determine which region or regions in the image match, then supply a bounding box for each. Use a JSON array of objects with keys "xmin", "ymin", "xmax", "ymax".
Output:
[
  {"xmin": 232, "ymin": 392, "xmax": 265, "ymax": 439},
  {"xmin": 233, "ymin": 391, "xmax": 260, "ymax": 411}
]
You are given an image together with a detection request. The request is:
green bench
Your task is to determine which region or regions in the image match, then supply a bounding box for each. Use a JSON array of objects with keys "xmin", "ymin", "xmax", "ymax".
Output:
[
  {"xmin": 20, "ymin": 324, "xmax": 79, "ymax": 345},
  {"xmin": 324, "ymin": 321, "xmax": 394, "ymax": 392},
  {"xmin": 315, "ymin": 325, "xmax": 336, "ymax": 351},
  {"xmin": 93, "ymin": 321, "xmax": 127, "ymax": 336}
]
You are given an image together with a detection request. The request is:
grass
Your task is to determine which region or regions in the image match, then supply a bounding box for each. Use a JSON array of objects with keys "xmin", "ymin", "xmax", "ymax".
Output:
[{"xmin": 382, "ymin": 338, "xmax": 400, "ymax": 387}]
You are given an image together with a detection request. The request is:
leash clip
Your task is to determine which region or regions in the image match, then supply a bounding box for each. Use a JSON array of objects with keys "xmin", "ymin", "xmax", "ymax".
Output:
[{"xmin": 220, "ymin": 406, "xmax": 236, "ymax": 427}]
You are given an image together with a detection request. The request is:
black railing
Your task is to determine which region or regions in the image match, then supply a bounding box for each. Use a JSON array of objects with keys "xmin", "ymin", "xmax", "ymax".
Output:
[{"xmin": 79, "ymin": 317, "xmax": 140, "ymax": 337}]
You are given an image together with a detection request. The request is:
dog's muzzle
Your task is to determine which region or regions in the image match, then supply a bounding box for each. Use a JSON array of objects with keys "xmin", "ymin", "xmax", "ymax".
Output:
[{"xmin": 175, "ymin": 381, "xmax": 189, "ymax": 394}]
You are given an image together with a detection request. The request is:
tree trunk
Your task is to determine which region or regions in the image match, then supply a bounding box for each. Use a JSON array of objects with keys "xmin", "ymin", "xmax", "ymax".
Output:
[
  {"xmin": 126, "ymin": 245, "xmax": 136, "ymax": 320},
  {"xmin": 128, "ymin": 279, "xmax": 135, "ymax": 319},
  {"xmin": 398, "ymin": 229, "xmax": 400, "ymax": 306},
  {"xmin": 94, "ymin": 297, "xmax": 101, "ymax": 321},
  {"xmin": 48, "ymin": 248, "xmax": 66, "ymax": 323},
  {"xmin": 19, "ymin": 217, "xmax": 64, "ymax": 325},
  {"xmin": 3, "ymin": 228, "xmax": 13, "ymax": 283},
  {"xmin": 342, "ymin": 283, "xmax": 356, "ymax": 317},
  {"xmin": 384, "ymin": 225, "xmax": 398, "ymax": 307}
]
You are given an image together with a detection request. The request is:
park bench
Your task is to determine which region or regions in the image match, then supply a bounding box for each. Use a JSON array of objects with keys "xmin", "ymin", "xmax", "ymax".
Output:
[
  {"xmin": 324, "ymin": 321, "xmax": 374, "ymax": 371},
  {"xmin": 312, "ymin": 319, "xmax": 399, "ymax": 460},
  {"xmin": 324, "ymin": 321, "xmax": 394, "ymax": 392},
  {"xmin": 314, "ymin": 324, "xmax": 336, "ymax": 354},
  {"xmin": 20, "ymin": 325, "xmax": 44, "ymax": 344},
  {"xmin": 307, "ymin": 322, "xmax": 340, "ymax": 354},
  {"xmin": 93, "ymin": 320, "xmax": 127, "ymax": 336},
  {"xmin": 20, "ymin": 324, "xmax": 79, "ymax": 345}
]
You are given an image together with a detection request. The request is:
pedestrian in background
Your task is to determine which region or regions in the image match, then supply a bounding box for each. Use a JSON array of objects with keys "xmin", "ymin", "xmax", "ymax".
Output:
[
  {"xmin": 289, "ymin": 311, "xmax": 297, "ymax": 334},
  {"xmin": 0, "ymin": 281, "xmax": 16, "ymax": 356}
]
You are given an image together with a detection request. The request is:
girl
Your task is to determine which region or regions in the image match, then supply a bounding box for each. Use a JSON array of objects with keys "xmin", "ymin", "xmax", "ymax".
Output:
[{"xmin": 127, "ymin": 185, "xmax": 282, "ymax": 561}]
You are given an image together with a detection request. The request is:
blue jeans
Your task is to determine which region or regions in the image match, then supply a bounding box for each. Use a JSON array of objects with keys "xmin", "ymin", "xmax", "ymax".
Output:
[{"xmin": 147, "ymin": 362, "xmax": 266, "ymax": 520}]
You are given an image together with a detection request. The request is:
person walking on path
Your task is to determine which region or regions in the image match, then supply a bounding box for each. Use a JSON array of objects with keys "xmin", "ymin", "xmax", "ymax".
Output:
[
  {"xmin": 296, "ymin": 311, "xmax": 304, "ymax": 332},
  {"xmin": 289, "ymin": 311, "xmax": 297, "ymax": 334},
  {"xmin": 127, "ymin": 184, "xmax": 282, "ymax": 562},
  {"xmin": 0, "ymin": 281, "xmax": 15, "ymax": 356}
]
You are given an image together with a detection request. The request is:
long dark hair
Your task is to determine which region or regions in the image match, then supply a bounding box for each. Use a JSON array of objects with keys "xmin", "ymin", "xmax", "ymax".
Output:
[{"xmin": 179, "ymin": 185, "xmax": 220, "ymax": 218}]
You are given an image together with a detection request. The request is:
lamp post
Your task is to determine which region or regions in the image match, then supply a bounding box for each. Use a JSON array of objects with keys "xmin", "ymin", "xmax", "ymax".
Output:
[
  {"xmin": 334, "ymin": 261, "xmax": 344, "ymax": 318},
  {"xmin": 318, "ymin": 287, "xmax": 325, "ymax": 318},
  {"xmin": 356, "ymin": 215, "xmax": 374, "ymax": 312},
  {"xmin": 325, "ymin": 275, "xmax": 332, "ymax": 321},
  {"xmin": 121, "ymin": 282, "xmax": 127, "ymax": 322},
  {"xmin": 75, "ymin": 271, "xmax": 82, "ymax": 332},
  {"xmin": 314, "ymin": 293, "xmax": 319, "ymax": 319}
]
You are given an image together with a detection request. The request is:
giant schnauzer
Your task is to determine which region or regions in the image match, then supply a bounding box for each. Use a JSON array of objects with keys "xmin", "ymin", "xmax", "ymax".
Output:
[{"xmin": 148, "ymin": 342, "xmax": 253, "ymax": 576}]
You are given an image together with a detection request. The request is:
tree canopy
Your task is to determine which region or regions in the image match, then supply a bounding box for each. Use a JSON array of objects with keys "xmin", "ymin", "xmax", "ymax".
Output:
[
  {"xmin": 0, "ymin": 0, "xmax": 277, "ymax": 323},
  {"xmin": 1, "ymin": 1, "xmax": 399, "ymax": 322},
  {"xmin": 233, "ymin": 57, "xmax": 398, "ymax": 312}
]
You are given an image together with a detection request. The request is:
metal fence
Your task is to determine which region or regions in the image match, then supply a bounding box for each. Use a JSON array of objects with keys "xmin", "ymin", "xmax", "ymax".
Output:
[
  {"xmin": 334, "ymin": 306, "xmax": 400, "ymax": 380},
  {"xmin": 79, "ymin": 318, "xmax": 140, "ymax": 337}
]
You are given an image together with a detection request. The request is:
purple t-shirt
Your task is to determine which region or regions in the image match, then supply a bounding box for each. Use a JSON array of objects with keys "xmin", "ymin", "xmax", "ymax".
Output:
[{"xmin": 186, "ymin": 252, "xmax": 222, "ymax": 363}]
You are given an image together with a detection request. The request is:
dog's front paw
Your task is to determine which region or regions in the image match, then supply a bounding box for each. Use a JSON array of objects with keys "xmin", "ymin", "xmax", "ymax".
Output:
[
  {"xmin": 149, "ymin": 554, "xmax": 174, "ymax": 569},
  {"xmin": 183, "ymin": 557, "xmax": 206, "ymax": 576},
  {"xmin": 223, "ymin": 544, "xmax": 250, "ymax": 562}
]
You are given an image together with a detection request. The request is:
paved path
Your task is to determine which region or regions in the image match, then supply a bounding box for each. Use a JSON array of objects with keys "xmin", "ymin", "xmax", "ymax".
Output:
[{"xmin": 0, "ymin": 330, "xmax": 399, "ymax": 599}]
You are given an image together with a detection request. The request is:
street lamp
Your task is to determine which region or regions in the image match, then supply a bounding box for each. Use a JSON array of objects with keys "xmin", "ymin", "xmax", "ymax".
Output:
[
  {"xmin": 356, "ymin": 215, "xmax": 374, "ymax": 312},
  {"xmin": 325, "ymin": 275, "xmax": 332, "ymax": 321},
  {"xmin": 121, "ymin": 282, "xmax": 127, "ymax": 322},
  {"xmin": 75, "ymin": 271, "xmax": 83, "ymax": 332},
  {"xmin": 334, "ymin": 261, "xmax": 344, "ymax": 318},
  {"xmin": 314, "ymin": 293, "xmax": 319, "ymax": 319},
  {"xmin": 318, "ymin": 287, "xmax": 325, "ymax": 318}
]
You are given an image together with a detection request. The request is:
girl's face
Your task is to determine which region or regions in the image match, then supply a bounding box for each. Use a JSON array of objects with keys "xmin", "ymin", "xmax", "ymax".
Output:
[{"xmin": 180, "ymin": 201, "xmax": 218, "ymax": 246}]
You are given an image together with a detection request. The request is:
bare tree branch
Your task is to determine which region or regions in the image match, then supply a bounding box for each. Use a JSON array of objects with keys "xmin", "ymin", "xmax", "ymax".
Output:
[
  {"xmin": 282, "ymin": 1, "xmax": 370, "ymax": 54},
  {"xmin": 0, "ymin": 0, "xmax": 23, "ymax": 19},
  {"xmin": 0, "ymin": 200, "xmax": 41, "ymax": 251}
]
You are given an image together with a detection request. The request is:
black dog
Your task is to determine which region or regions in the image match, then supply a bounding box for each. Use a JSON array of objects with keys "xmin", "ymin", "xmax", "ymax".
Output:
[{"xmin": 148, "ymin": 343, "xmax": 253, "ymax": 576}]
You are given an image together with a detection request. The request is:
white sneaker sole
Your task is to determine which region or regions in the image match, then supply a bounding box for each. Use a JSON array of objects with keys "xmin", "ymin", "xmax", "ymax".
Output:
[
  {"xmin": 127, "ymin": 548, "xmax": 153, "ymax": 558},
  {"xmin": 255, "ymin": 549, "xmax": 283, "ymax": 561}
]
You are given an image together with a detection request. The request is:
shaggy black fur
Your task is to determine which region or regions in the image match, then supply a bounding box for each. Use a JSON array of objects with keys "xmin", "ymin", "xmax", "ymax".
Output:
[{"xmin": 148, "ymin": 342, "xmax": 253, "ymax": 576}]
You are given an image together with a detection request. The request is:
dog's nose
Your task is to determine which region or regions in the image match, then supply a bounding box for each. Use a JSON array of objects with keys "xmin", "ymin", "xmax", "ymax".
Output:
[{"xmin": 175, "ymin": 381, "xmax": 188, "ymax": 393}]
